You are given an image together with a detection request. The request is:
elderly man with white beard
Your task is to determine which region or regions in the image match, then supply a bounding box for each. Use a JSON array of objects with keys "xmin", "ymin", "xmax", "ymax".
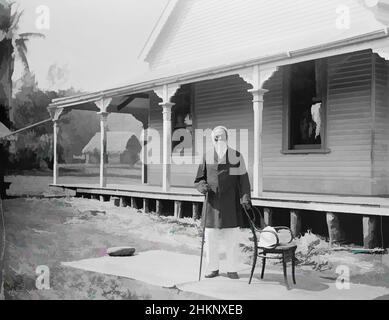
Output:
[{"xmin": 194, "ymin": 126, "xmax": 252, "ymax": 279}]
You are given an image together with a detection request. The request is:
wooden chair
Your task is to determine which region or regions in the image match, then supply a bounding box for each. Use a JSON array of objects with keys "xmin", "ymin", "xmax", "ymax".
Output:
[{"xmin": 244, "ymin": 206, "xmax": 297, "ymax": 290}]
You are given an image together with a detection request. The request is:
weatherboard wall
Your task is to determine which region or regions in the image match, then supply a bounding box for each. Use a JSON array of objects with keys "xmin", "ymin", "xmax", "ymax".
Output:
[
  {"xmin": 372, "ymin": 54, "xmax": 389, "ymax": 195},
  {"xmin": 262, "ymin": 50, "xmax": 374, "ymax": 195},
  {"xmin": 147, "ymin": 50, "xmax": 378, "ymax": 195}
]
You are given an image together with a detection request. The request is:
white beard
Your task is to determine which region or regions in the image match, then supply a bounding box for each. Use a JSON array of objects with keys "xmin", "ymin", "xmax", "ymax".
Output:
[{"xmin": 214, "ymin": 141, "xmax": 227, "ymax": 160}]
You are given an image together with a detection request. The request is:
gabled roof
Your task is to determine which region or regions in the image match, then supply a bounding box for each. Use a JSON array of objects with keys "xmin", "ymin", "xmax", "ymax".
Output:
[
  {"xmin": 82, "ymin": 131, "xmax": 139, "ymax": 154},
  {"xmin": 51, "ymin": 0, "xmax": 389, "ymax": 111},
  {"xmin": 139, "ymin": 0, "xmax": 389, "ymax": 69},
  {"xmin": 138, "ymin": 0, "xmax": 179, "ymax": 61}
]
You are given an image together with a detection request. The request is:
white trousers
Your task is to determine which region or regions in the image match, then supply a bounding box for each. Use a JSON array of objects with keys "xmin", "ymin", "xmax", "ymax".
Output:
[{"xmin": 204, "ymin": 227, "xmax": 240, "ymax": 273}]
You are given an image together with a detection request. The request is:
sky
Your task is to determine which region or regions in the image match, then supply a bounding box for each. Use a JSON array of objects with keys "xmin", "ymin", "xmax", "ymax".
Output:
[{"xmin": 13, "ymin": 0, "xmax": 169, "ymax": 92}]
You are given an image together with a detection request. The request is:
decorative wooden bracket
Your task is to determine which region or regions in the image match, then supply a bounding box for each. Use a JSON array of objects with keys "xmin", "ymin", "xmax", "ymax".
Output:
[
  {"xmin": 238, "ymin": 65, "xmax": 278, "ymax": 90},
  {"xmin": 373, "ymin": 46, "xmax": 389, "ymax": 60},
  {"xmin": 95, "ymin": 97, "xmax": 112, "ymax": 113},
  {"xmin": 48, "ymin": 107, "xmax": 65, "ymax": 122},
  {"xmin": 153, "ymin": 83, "xmax": 181, "ymax": 105}
]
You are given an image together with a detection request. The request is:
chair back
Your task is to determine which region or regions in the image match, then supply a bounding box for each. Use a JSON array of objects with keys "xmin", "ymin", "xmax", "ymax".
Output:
[{"xmin": 243, "ymin": 206, "xmax": 294, "ymax": 249}]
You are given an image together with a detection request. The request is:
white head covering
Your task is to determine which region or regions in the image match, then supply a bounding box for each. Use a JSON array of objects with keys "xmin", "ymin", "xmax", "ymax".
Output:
[{"xmin": 211, "ymin": 126, "xmax": 228, "ymax": 141}]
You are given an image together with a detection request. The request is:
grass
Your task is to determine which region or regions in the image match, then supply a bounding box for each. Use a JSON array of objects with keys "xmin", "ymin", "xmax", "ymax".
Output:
[{"xmin": 2, "ymin": 197, "xmax": 209, "ymax": 300}]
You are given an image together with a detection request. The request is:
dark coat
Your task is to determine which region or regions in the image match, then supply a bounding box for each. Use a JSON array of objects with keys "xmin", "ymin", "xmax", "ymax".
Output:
[{"xmin": 194, "ymin": 147, "xmax": 251, "ymax": 229}]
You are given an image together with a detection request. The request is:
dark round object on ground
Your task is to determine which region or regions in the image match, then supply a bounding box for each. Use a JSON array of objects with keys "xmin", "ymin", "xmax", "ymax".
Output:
[{"xmin": 107, "ymin": 247, "xmax": 136, "ymax": 257}]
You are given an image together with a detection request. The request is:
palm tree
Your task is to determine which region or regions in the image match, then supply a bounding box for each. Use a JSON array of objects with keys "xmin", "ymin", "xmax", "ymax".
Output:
[
  {"xmin": 0, "ymin": 1, "xmax": 44, "ymax": 128},
  {"xmin": 0, "ymin": 1, "xmax": 44, "ymax": 195}
]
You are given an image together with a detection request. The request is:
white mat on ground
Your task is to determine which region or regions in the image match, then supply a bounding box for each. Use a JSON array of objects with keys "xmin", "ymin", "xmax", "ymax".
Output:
[
  {"xmin": 62, "ymin": 250, "xmax": 248, "ymax": 289},
  {"xmin": 177, "ymin": 271, "xmax": 389, "ymax": 300},
  {"xmin": 62, "ymin": 250, "xmax": 389, "ymax": 300}
]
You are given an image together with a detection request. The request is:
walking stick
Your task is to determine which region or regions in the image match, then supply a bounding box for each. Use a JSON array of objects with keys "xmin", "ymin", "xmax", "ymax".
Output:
[{"xmin": 198, "ymin": 192, "xmax": 209, "ymax": 281}]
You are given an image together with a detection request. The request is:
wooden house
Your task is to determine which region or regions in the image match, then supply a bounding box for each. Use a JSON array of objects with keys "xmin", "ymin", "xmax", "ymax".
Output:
[{"xmin": 48, "ymin": 0, "xmax": 389, "ymax": 248}]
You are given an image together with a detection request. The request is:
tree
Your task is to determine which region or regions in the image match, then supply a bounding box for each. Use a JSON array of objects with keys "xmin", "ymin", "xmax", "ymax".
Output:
[
  {"xmin": 1, "ymin": 1, "xmax": 44, "ymax": 125},
  {"xmin": 0, "ymin": 0, "xmax": 15, "ymax": 130},
  {"xmin": 0, "ymin": 1, "xmax": 44, "ymax": 177},
  {"xmin": 12, "ymin": 72, "xmax": 54, "ymax": 133},
  {"xmin": 10, "ymin": 73, "xmax": 69, "ymax": 169}
]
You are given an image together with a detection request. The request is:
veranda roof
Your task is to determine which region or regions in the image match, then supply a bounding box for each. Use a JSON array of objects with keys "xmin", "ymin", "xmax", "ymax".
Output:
[{"xmin": 49, "ymin": 0, "xmax": 389, "ymax": 111}]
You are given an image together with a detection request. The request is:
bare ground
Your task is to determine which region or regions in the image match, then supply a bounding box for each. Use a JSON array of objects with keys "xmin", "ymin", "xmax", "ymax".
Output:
[{"xmin": 3, "ymin": 173, "xmax": 389, "ymax": 300}]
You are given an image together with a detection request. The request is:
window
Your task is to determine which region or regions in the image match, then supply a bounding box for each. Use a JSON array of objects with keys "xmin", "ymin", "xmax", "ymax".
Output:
[
  {"xmin": 282, "ymin": 59, "xmax": 329, "ymax": 154},
  {"xmin": 171, "ymin": 84, "xmax": 194, "ymax": 156}
]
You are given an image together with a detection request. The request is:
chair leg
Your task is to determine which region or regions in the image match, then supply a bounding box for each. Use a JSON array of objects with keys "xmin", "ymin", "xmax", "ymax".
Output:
[
  {"xmin": 292, "ymin": 253, "xmax": 297, "ymax": 285},
  {"xmin": 282, "ymin": 252, "xmax": 290, "ymax": 290},
  {"xmin": 261, "ymin": 253, "xmax": 266, "ymax": 279}
]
